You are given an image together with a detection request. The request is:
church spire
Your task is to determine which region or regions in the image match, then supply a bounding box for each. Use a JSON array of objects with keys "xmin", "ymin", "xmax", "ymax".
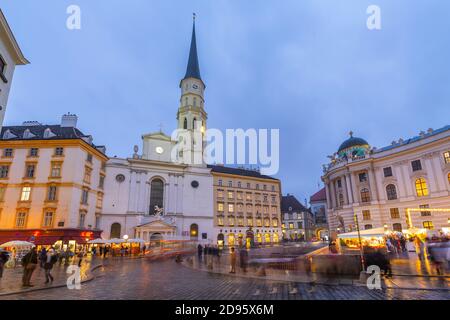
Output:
[{"xmin": 183, "ymin": 13, "xmax": 202, "ymax": 82}]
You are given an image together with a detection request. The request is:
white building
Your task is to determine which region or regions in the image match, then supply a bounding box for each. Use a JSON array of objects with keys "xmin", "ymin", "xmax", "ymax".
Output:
[
  {"xmin": 100, "ymin": 20, "xmax": 216, "ymax": 243},
  {"xmin": 322, "ymin": 127, "xmax": 450, "ymax": 237},
  {"xmin": 0, "ymin": 9, "xmax": 29, "ymax": 130}
]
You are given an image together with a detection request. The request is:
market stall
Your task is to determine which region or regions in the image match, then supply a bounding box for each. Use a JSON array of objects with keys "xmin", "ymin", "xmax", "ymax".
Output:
[
  {"xmin": 0, "ymin": 240, "xmax": 35, "ymax": 267},
  {"xmin": 337, "ymin": 228, "xmax": 387, "ymax": 252}
]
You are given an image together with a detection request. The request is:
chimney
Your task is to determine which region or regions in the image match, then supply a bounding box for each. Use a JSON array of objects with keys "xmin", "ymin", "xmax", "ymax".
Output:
[{"xmin": 61, "ymin": 113, "xmax": 78, "ymax": 128}]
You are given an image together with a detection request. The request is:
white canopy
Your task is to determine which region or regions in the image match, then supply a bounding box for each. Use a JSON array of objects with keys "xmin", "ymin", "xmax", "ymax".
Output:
[
  {"xmin": 106, "ymin": 238, "xmax": 125, "ymax": 244},
  {"xmin": 87, "ymin": 238, "xmax": 107, "ymax": 244},
  {"xmin": 337, "ymin": 227, "xmax": 386, "ymax": 239},
  {"xmin": 0, "ymin": 240, "xmax": 36, "ymax": 248},
  {"xmin": 126, "ymin": 238, "xmax": 145, "ymax": 243}
]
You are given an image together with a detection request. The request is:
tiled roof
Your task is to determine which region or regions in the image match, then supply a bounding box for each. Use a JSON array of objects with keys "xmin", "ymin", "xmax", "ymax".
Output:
[
  {"xmin": 1, "ymin": 125, "xmax": 87, "ymax": 141},
  {"xmin": 208, "ymin": 165, "xmax": 278, "ymax": 181},
  {"xmin": 310, "ymin": 187, "xmax": 326, "ymax": 202},
  {"xmin": 281, "ymin": 194, "xmax": 309, "ymax": 213}
]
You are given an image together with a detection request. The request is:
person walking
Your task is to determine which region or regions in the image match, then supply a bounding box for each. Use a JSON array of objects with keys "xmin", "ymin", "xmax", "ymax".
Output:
[
  {"xmin": 44, "ymin": 248, "xmax": 57, "ymax": 284},
  {"xmin": 229, "ymin": 247, "xmax": 236, "ymax": 274},
  {"xmin": 22, "ymin": 247, "xmax": 38, "ymax": 287},
  {"xmin": 39, "ymin": 247, "xmax": 47, "ymax": 268},
  {"xmin": 77, "ymin": 249, "xmax": 85, "ymax": 267},
  {"xmin": 239, "ymin": 248, "xmax": 248, "ymax": 273},
  {"xmin": 197, "ymin": 244, "xmax": 203, "ymax": 259},
  {"xmin": 142, "ymin": 245, "xmax": 147, "ymax": 255},
  {"xmin": 0, "ymin": 249, "xmax": 9, "ymax": 279}
]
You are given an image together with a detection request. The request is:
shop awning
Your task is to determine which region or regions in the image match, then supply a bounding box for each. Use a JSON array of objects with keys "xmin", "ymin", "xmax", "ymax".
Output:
[{"xmin": 337, "ymin": 227, "xmax": 386, "ymax": 239}]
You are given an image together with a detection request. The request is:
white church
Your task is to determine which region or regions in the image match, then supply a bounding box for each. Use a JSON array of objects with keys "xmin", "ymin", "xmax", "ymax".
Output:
[{"xmin": 100, "ymin": 19, "xmax": 216, "ymax": 243}]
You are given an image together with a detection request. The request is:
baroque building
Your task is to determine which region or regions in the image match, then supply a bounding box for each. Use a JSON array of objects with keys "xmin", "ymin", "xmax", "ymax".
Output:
[
  {"xmin": 322, "ymin": 127, "xmax": 450, "ymax": 237},
  {"xmin": 100, "ymin": 19, "xmax": 215, "ymax": 243},
  {"xmin": 281, "ymin": 194, "xmax": 315, "ymax": 241},
  {"xmin": 0, "ymin": 114, "xmax": 108, "ymax": 249}
]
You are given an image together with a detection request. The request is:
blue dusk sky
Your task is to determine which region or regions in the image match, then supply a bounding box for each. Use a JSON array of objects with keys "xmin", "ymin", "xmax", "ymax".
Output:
[{"xmin": 2, "ymin": 0, "xmax": 450, "ymax": 203}]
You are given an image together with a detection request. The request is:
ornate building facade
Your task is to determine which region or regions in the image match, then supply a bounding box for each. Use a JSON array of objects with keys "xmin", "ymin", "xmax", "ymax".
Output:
[{"xmin": 322, "ymin": 127, "xmax": 450, "ymax": 237}]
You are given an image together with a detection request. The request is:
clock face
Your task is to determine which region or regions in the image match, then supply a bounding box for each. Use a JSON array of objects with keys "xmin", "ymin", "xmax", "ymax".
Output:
[
  {"xmin": 155, "ymin": 147, "xmax": 164, "ymax": 154},
  {"xmin": 192, "ymin": 84, "xmax": 199, "ymax": 89}
]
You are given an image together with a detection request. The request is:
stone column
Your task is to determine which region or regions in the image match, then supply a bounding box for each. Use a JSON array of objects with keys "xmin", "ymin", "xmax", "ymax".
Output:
[
  {"xmin": 424, "ymin": 156, "xmax": 438, "ymax": 193},
  {"xmin": 330, "ymin": 180, "xmax": 337, "ymax": 208},
  {"xmin": 342, "ymin": 176, "xmax": 349, "ymax": 205},
  {"xmin": 325, "ymin": 182, "xmax": 332, "ymax": 209},
  {"xmin": 401, "ymin": 164, "xmax": 414, "ymax": 196},
  {"xmin": 432, "ymin": 155, "xmax": 446, "ymax": 191},
  {"xmin": 350, "ymin": 173, "xmax": 359, "ymax": 203},
  {"xmin": 367, "ymin": 168, "xmax": 378, "ymax": 202},
  {"xmin": 128, "ymin": 171, "xmax": 137, "ymax": 212},
  {"xmin": 394, "ymin": 164, "xmax": 406, "ymax": 198},
  {"xmin": 345, "ymin": 173, "xmax": 354, "ymax": 204}
]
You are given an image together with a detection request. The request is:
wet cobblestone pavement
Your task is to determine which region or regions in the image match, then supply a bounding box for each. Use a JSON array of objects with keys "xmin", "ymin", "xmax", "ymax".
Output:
[{"xmin": 1, "ymin": 258, "xmax": 449, "ymax": 300}]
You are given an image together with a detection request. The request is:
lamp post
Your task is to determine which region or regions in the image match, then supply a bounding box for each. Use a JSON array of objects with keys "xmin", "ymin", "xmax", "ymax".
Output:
[
  {"xmin": 353, "ymin": 213, "xmax": 365, "ymax": 272},
  {"xmin": 123, "ymin": 234, "xmax": 129, "ymax": 255}
]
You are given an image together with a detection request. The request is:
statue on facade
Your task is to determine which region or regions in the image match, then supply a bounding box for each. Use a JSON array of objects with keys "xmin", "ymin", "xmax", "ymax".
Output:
[{"xmin": 154, "ymin": 205, "xmax": 164, "ymax": 219}]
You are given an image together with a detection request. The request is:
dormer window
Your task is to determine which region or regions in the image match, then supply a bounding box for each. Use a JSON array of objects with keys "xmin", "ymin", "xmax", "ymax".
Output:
[
  {"xmin": 43, "ymin": 128, "xmax": 56, "ymax": 139},
  {"xmin": 23, "ymin": 129, "xmax": 36, "ymax": 139},
  {"xmin": 3, "ymin": 130, "xmax": 17, "ymax": 140}
]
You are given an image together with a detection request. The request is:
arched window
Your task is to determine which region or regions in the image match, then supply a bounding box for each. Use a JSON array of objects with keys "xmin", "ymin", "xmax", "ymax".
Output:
[
  {"xmin": 415, "ymin": 178, "xmax": 429, "ymax": 197},
  {"xmin": 193, "ymin": 97, "xmax": 197, "ymax": 107},
  {"xmin": 360, "ymin": 188, "xmax": 371, "ymax": 203},
  {"xmin": 110, "ymin": 223, "xmax": 121, "ymax": 239},
  {"xmin": 190, "ymin": 223, "xmax": 198, "ymax": 239},
  {"xmin": 149, "ymin": 179, "xmax": 164, "ymax": 215},
  {"xmin": 192, "ymin": 117, "xmax": 196, "ymax": 129},
  {"xmin": 183, "ymin": 118, "xmax": 187, "ymax": 129},
  {"xmin": 447, "ymin": 173, "xmax": 450, "ymax": 184},
  {"xmin": 386, "ymin": 184, "xmax": 397, "ymax": 200}
]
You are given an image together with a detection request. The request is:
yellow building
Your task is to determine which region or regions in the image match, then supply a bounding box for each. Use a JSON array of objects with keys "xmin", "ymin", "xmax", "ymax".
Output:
[
  {"xmin": 0, "ymin": 114, "xmax": 108, "ymax": 249},
  {"xmin": 209, "ymin": 165, "xmax": 282, "ymax": 247}
]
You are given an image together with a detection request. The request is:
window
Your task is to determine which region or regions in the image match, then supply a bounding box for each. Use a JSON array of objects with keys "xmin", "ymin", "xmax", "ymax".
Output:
[
  {"xmin": 383, "ymin": 167, "xmax": 393, "ymax": 177},
  {"xmin": 263, "ymin": 195, "xmax": 268, "ymax": 202},
  {"xmin": 337, "ymin": 179, "xmax": 342, "ymax": 188},
  {"xmin": 183, "ymin": 118, "xmax": 187, "ymax": 129},
  {"xmin": 247, "ymin": 218, "xmax": 253, "ymax": 227},
  {"xmin": 237, "ymin": 192, "xmax": 243, "ymax": 200},
  {"xmin": 16, "ymin": 212, "xmax": 27, "ymax": 228},
  {"xmin": 79, "ymin": 212, "xmax": 86, "ymax": 228},
  {"xmin": 218, "ymin": 179, "xmax": 222, "ymax": 186},
  {"xmin": 246, "ymin": 204, "xmax": 252, "ymax": 212},
  {"xmin": 0, "ymin": 55, "xmax": 5, "ymax": 74},
  {"xmin": 358, "ymin": 172, "xmax": 367, "ymax": 182},
  {"xmin": 247, "ymin": 183, "xmax": 250, "ymax": 189},
  {"xmin": 256, "ymin": 184, "xmax": 259, "ymax": 190},
  {"xmin": 272, "ymin": 219, "xmax": 278, "ymax": 227},
  {"xmin": 237, "ymin": 181, "xmax": 241, "ymax": 188},
  {"xmin": 43, "ymin": 211, "xmax": 54, "ymax": 227},
  {"xmin": 362, "ymin": 210, "xmax": 371, "ymax": 220},
  {"xmin": 289, "ymin": 223, "xmax": 294, "ymax": 229},
  {"xmin": 99, "ymin": 175, "xmax": 105, "ymax": 189},
  {"xmin": 95, "ymin": 215, "xmax": 101, "ymax": 229},
  {"xmin": 423, "ymin": 221, "xmax": 434, "ymax": 230},
  {"xmin": 271, "ymin": 195, "xmax": 276, "ymax": 203},
  {"xmin": 386, "ymin": 184, "xmax": 397, "ymax": 200},
  {"xmin": 51, "ymin": 163, "xmax": 62, "ymax": 177},
  {"xmin": 228, "ymin": 204, "xmax": 234, "ymax": 213},
  {"xmin": 228, "ymin": 181, "xmax": 232, "ymax": 187},
  {"xmin": 86, "ymin": 153, "xmax": 93, "ymax": 163},
  {"xmin": 338, "ymin": 193, "xmax": 344, "ymax": 206},
  {"xmin": 25, "ymin": 164, "xmax": 35, "ymax": 178},
  {"xmin": 411, "ymin": 160, "xmax": 422, "ymax": 172},
  {"xmin": 228, "ymin": 217, "xmax": 235, "ymax": 227},
  {"xmin": 263, "ymin": 185, "xmax": 267, "ymax": 190},
  {"xmin": 110, "ymin": 223, "xmax": 121, "ymax": 238},
  {"xmin": 415, "ymin": 178, "xmax": 429, "ymax": 197},
  {"xmin": 149, "ymin": 179, "xmax": 164, "ymax": 215},
  {"xmin": 238, "ymin": 217, "xmax": 244, "ymax": 226},
  {"xmin": 29, "ymin": 148, "xmax": 38, "ymax": 157},
  {"xmin": 271, "ymin": 185, "xmax": 275, "ymax": 192},
  {"xmin": 360, "ymin": 188, "xmax": 371, "ymax": 203},
  {"xmin": 217, "ymin": 190, "xmax": 224, "ymax": 198},
  {"xmin": 21, "ymin": 187, "xmax": 31, "ymax": 201},
  {"xmin": 0, "ymin": 165, "xmax": 9, "ymax": 178},
  {"xmin": 217, "ymin": 216, "xmax": 224, "ymax": 226},
  {"xmin": 419, "ymin": 204, "xmax": 431, "ymax": 216},
  {"xmin": 84, "ymin": 167, "xmax": 92, "ymax": 183},
  {"xmin": 237, "ymin": 204, "xmax": 244, "ymax": 213},
  {"xmin": 193, "ymin": 97, "xmax": 197, "ymax": 107},
  {"xmin": 81, "ymin": 189, "xmax": 89, "ymax": 205},
  {"xmin": 390, "ymin": 208, "xmax": 400, "ymax": 219},
  {"xmin": 393, "ymin": 223, "xmax": 402, "ymax": 232},
  {"xmin": 256, "ymin": 218, "xmax": 262, "ymax": 227},
  {"xmin": 246, "ymin": 193, "xmax": 252, "ymax": 201},
  {"xmin": 444, "ymin": 151, "xmax": 450, "ymax": 164},
  {"xmin": 364, "ymin": 224, "xmax": 373, "ymax": 230},
  {"xmin": 217, "ymin": 203, "xmax": 224, "ymax": 212},
  {"xmin": 47, "ymin": 186, "xmax": 57, "ymax": 201},
  {"xmin": 3, "ymin": 148, "xmax": 13, "ymax": 157},
  {"xmin": 227, "ymin": 191, "xmax": 234, "ymax": 199},
  {"xmin": 297, "ymin": 221, "xmax": 303, "ymax": 229},
  {"xmin": 96, "ymin": 193, "xmax": 103, "ymax": 208},
  {"xmin": 55, "ymin": 147, "xmax": 64, "ymax": 156},
  {"xmin": 0, "ymin": 186, "xmax": 5, "ymax": 201},
  {"xmin": 264, "ymin": 218, "xmax": 270, "ymax": 227}
]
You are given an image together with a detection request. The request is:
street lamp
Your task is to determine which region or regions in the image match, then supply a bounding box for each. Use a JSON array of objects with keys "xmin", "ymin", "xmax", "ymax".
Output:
[{"xmin": 353, "ymin": 213, "xmax": 365, "ymax": 272}]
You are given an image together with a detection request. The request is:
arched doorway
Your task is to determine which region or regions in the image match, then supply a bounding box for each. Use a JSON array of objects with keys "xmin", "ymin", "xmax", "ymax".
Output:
[
  {"xmin": 256, "ymin": 233, "xmax": 262, "ymax": 244},
  {"xmin": 217, "ymin": 233, "xmax": 224, "ymax": 247},
  {"xmin": 190, "ymin": 223, "xmax": 198, "ymax": 240},
  {"xmin": 110, "ymin": 223, "xmax": 121, "ymax": 239},
  {"xmin": 149, "ymin": 178, "xmax": 164, "ymax": 215},
  {"xmin": 273, "ymin": 233, "xmax": 279, "ymax": 243},
  {"xmin": 149, "ymin": 232, "xmax": 163, "ymax": 247},
  {"xmin": 264, "ymin": 233, "xmax": 271, "ymax": 244},
  {"xmin": 228, "ymin": 233, "xmax": 235, "ymax": 246}
]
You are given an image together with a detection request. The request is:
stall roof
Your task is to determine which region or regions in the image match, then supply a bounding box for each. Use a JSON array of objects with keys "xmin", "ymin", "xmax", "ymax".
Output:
[{"xmin": 337, "ymin": 228, "xmax": 386, "ymax": 239}]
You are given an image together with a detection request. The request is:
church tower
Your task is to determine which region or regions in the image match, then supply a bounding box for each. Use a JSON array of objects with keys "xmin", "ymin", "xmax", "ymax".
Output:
[{"xmin": 177, "ymin": 15, "xmax": 207, "ymax": 165}]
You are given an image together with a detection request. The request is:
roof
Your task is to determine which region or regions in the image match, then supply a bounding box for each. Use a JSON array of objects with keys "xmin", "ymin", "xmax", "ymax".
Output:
[
  {"xmin": 0, "ymin": 124, "xmax": 105, "ymax": 155},
  {"xmin": 0, "ymin": 9, "xmax": 29, "ymax": 65},
  {"xmin": 183, "ymin": 19, "xmax": 202, "ymax": 82},
  {"xmin": 338, "ymin": 135, "xmax": 369, "ymax": 152},
  {"xmin": 281, "ymin": 194, "xmax": 309, "ymax": 213},
  {"xmin": 374, "ymin": 125, "xmax": 450, "ymax": 153},
  {"xmin": 310, "ymin": 187, "xmax": 326, "ymax": 202},
  {"xmin": 208, "ymin": 165, "xmax": 278, "ymax": 181}
]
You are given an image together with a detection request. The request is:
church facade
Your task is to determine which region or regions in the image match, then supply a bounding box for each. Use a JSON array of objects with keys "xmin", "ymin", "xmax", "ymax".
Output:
[{"xmin": 100, "ymin": 20, "xmax": 216, "ymax": 243}]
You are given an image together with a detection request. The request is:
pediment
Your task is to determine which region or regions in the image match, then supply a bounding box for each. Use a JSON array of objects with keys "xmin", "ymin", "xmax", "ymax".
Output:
[
  {"xmin": 142, "ymin": 131, "xmax": 172, "ymax": 142},
  {"xmin": 135, "ymin": 219, "xmax": 176, "ymax": 230}
]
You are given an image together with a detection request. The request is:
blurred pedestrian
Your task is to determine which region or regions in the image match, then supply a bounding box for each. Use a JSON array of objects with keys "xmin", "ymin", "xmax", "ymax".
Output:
[
  {"xmin": 0, "ymin": 249, "xmax": 9, "ymax": 279},
  {"xmin": 22, "ymin": 247, "xmax": 38, "ymax": 287},
  {"xmin": 239, "ymin": 248, "xmax": 248, "ymax": 273},
  {"xmin": 39, "ymin": 247, "xmax": 47, "ymax": 268},
  {"xmin": 44, "ymin": 248, "xmax": 57, "ymax": 283},
  {"xmin": 229, "ymin": 247, "xmax": 236, "ymax": 273}
]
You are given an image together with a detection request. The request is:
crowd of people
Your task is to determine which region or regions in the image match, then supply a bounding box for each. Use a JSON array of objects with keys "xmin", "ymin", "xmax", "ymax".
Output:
[{"xmin": 196, "ymin": 244, "xmax": 249, "ymax": 274}]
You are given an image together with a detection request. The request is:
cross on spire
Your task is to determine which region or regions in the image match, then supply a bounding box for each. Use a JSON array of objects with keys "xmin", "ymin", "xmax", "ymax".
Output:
[{"xmin": 349, "ymin": 130, "xmax": 354, "ymax": 138}]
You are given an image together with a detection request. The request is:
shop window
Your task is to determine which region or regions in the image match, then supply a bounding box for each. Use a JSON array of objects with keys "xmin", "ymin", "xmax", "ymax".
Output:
[{"xmin": 423, "ymin": 221, "xmax": 434, "ymax": 230}]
